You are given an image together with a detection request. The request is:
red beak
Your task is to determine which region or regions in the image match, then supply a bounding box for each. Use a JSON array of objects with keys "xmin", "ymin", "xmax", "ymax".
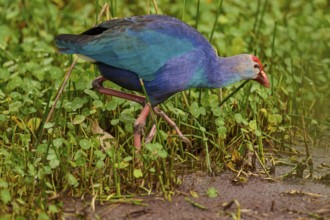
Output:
[{"xmin": 254, "ymin": 70, "xmax": 270, "ymax": 88}]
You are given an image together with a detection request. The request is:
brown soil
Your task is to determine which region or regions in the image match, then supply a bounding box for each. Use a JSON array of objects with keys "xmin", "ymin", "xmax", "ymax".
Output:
[{"xmin": 63, "ymin": 145, "xmax": 330, "ymax": 220}]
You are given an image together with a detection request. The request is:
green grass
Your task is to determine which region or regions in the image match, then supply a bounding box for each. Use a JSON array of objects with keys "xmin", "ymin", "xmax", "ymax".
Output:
[{"xmin": 0, "ymin": 0, "xmax": 329, "ymax": 218}]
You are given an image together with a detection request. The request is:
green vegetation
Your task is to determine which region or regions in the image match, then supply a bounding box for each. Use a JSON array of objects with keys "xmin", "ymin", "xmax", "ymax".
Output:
[{"xmin": 0, "ymin": 0, "xmax": 329, "ymax": 218}]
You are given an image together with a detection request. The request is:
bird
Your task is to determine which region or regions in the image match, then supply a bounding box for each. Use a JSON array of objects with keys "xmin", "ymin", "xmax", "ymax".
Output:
[{"xmin": 55, "ymin": 14, "xmax": 270, "ymax": 150}]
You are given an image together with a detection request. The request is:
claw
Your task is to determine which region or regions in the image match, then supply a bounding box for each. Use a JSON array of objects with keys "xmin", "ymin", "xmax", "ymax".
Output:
[
  {"xmin": 153, "ymin": 107, "xmax": 192, "ymax": 147},
  {"xmin": 145, "ymin": 124, "xmax": 157, "ymax": 144},
  {"xmin": 92, "ymin": 76, "xmax": 106, "ymax": 89}
]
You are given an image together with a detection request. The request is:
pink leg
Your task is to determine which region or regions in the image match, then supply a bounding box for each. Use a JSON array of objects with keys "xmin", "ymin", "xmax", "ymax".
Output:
[
  {"xmin": 153, "ymin": 107, "xmax": 192, "ymax": 146},
  {"xmin": 145, "ymin": 124, "xmax": 157, "ymax": 144},
  {"xmin": 92, "ymin": 76, "xmax": 191, "ymax": 149},
  {"xmin": 92, "ymin": 76, "xmax": 146, "ymax": 105},
  {"xmin": 93, "ymin": 76, "xmax": 150, "ymax": 151},
  {"xmin": 134, "ymin": 104, "xmax": 151, "ymax": 151}
]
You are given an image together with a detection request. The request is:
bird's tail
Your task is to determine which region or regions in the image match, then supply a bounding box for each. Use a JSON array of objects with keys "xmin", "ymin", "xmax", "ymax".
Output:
[
  {"xmin": 55, "ymin": 34, "xmax": 78, "ymax": 54},
  {"xmin": 55, "ymin": 34, "xmax": 89, "ymax": 54}
]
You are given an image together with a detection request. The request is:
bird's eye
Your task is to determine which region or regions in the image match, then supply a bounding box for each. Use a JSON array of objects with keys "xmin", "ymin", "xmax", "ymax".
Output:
[{"xmin": 254, "ymin": 64, "xmax": 260, "ymax": 69}]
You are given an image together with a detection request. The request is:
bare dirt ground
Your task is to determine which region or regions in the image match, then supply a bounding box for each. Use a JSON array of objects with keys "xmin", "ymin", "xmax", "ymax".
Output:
[{"xmin": 63, "ymin": 145, "xmax": 330, "ymax": 220}]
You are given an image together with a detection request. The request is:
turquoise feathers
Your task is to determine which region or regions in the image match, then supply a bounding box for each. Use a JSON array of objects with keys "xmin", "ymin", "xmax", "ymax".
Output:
[{"xmin": 55, "ymin": 15, "xmax": 269, "ymax": 105}]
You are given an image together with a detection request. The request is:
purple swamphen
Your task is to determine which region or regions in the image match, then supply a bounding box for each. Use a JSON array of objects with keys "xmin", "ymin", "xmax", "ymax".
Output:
[{"xmin": 55, "ymin": 15, "xmax": 270, "ymax": 150}]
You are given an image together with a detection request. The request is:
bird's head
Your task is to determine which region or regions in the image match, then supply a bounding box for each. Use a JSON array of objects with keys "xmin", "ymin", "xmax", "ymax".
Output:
[
  {"xmin": 222, "ymin": 54, "xmax": 270, "ymax": 88},
  {"xmin": 250, "ymin": 55, "xmax": 270, "ymax": 88}
]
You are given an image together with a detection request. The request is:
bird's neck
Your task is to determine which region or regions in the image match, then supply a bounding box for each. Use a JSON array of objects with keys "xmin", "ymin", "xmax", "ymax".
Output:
[
  {"xmin": 185, "ymin": 54, "xmax": 249, "ymax": 89},
  {"xmin": 204, "ymin": 55, "xmax": 247, "ymax": 88}
]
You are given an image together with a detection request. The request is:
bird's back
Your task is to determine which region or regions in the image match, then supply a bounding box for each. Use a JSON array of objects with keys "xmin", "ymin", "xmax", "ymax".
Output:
[
  {"xmin": 55, "ymin": 15, "xmax": 222, "ymax": 105},
  {"xmin": 55, "ymin": 15, "xmax": 217, "ymax": 81}
]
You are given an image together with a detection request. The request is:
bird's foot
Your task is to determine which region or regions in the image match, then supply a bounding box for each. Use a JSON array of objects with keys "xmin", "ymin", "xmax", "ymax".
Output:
[
  {"xmin": 153, "ymin": 107, "xmax": 192, "ymax": 147},
  {"xmin": 92, "ymin": 77, "xmax": 192, "ymax": 149},
  {"xmin": 145, "ymin": 124, "xmax": 157, "ymax": 144},
  {"xmin": 133, "ymin": 104, "xmax": 151, "ymax": 151},
  {"xmin": 92, "ymin": 76, "xmax": 107, "ymax": 89}
]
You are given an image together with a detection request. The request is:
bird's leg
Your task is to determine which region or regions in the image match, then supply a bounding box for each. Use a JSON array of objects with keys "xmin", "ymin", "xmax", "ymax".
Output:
[
  {"xmin": 93, "ymin": 76, "xmax": 152, "ymax": 151},
  {"xmin": 134, "ymin": 104, "xmax": 151, "ymax": 151},
  {"xmin": 153, "ymin": 107, "xmax": 192, "ymax": 147},
  {"xmin": 92, "ymin": 76, "xmax": 146, "ymax": 105},
  {"xmin": 145, "ymin": 124, "xmax": 157, "ymax": 144},
  {"xmin": 92, "ymin": 76, "xmax": 188, "ymax": 150}
]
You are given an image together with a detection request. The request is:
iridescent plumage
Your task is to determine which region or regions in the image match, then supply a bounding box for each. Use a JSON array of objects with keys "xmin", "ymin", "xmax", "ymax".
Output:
[{"xmin": 55, "ymin": 15, "xmax": 269, "ymax": 106}]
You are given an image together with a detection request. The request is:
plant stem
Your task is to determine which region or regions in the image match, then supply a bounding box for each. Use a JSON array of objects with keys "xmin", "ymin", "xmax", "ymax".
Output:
[
  {"xmin": 209, "ymin": 0, "xmax": 224, "ymax": 42},
  {"xmin": 270, "ymin": 20, "xmax": 277, "ymax": 94},
  {"xmin": 152, "ymin": 0, "xmax": 159, "ymax": 14},
  {"xmin": 219, "ymin": 80, "xmax": 249, "ymax": 108}
]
